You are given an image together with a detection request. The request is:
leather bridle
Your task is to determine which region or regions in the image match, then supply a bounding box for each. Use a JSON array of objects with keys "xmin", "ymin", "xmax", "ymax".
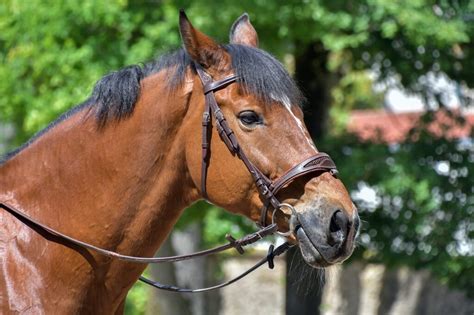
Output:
[
  {"xmin": 0, "ymin": 64, "xmax": 339, "ymax": 293},
  {"xmin": 195, "ymin": 64, "xmax": 338, "ymax": 228}
]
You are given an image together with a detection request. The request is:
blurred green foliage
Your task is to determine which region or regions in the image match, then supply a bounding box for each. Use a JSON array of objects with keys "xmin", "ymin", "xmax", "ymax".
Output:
[
  {"xmin": 125, "ymin": 277, "xmax": 148, "ymax": 315},
  {"xmin": 1, "ymin": 0, "xmax": 472, "ymax": 144},
  {"xmin": 0, "ymin": 0, "xmax": 182, "ymax": 144},
  {"xmin": 330, "ymin": 69, "xmax": 385, "ymax": 134},
  {"xmin": 176, "ymin": 201, "xmax": 255, "ymax": 246},
  {"xmin": 0, "ymin": 0, "xmax": 473, "ymax": 311}
]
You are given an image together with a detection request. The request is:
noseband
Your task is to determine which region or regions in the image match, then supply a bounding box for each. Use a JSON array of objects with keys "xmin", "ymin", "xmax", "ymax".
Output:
[{"xmin": 195, "ymin": 65, "xmax": 338, "ymax": 229}]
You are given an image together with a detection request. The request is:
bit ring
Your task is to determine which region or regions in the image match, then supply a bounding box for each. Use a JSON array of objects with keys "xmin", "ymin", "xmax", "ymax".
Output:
[{"xmin": 272, "ymin": 203, "xmax": 298, "ymax": 237}]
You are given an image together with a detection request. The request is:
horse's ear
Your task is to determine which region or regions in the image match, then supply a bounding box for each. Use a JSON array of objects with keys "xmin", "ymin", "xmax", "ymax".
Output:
[
  {"xmin": 179, "ymin": 10, "xmax": 226, "ymax": 69},
  {"xmin": 229, "ymin": 13, "xmax": 259, "ymax": 48}
]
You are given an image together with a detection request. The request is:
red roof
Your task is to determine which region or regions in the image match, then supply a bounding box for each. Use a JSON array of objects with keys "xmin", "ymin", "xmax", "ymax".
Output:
[{"xmin": 347, "ymin": 110, "xmax": 474, "ymax": 143}]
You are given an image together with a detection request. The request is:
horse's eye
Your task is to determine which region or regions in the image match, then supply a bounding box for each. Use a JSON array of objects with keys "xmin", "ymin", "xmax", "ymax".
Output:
[{"xmin": 238, "ymin": 111, "xmax": 262, "ymax": 127}]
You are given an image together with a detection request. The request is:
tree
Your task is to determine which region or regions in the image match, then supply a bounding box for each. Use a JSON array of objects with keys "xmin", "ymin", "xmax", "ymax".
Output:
[
  {"xmin": 3, "ymin": 1, "xmax": 472, "ymax": 144},
  {"xmin": 0, "ymin": 1, "xmax": 181, "ymax": 145}
]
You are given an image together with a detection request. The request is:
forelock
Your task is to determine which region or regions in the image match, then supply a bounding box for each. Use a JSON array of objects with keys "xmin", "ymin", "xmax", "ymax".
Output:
[{"xmin": 224, "ymin": 44, "xmax": 305, "ymax": 107}]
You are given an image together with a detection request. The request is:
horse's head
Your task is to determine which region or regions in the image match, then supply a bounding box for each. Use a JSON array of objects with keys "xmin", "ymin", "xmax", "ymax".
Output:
[{"xmin": 181, "ymin": 12, "xmax": 359, "ymax": 268}]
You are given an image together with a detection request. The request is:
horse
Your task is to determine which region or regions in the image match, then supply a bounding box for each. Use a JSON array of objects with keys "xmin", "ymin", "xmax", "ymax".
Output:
[{"xmin": 0, "ymin": 11, "xmax": 359, "ymax": 314}]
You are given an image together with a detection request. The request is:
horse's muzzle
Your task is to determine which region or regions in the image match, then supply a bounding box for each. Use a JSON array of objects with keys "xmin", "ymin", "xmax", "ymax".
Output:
[{"xmin": 295, "ymin": 206, "xmax": 360, "ymax": 267}]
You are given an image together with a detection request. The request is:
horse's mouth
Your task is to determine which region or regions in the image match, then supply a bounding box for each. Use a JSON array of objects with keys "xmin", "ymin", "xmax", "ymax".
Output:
[{"xmin": 295, "ymin": 226, "xmax": 332, "ymax": 268}]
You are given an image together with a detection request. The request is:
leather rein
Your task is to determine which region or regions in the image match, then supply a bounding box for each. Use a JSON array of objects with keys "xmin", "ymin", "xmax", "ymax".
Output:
[{"xmin": 0, "ymin": 63, "xmax": 338, "ymax": 293}]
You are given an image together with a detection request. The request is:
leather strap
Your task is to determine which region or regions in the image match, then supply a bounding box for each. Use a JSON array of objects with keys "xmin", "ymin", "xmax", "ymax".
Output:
[
  {"xmin": 138, "ymin": 242, "xmax": 293, "ymax": 293},
  {"xmin": 0, "ymin": 201, "xmax": 289, "ymax": 293},
  {"xmin": 271, "ymin": 153, "xmax": 338, "ymax": 193},
  {"xmin": 0, "ymin": 202, "xmax": 277, "ymax": 263},
  {"xmin": 259, "ymin": 153, "xmax": 337, "ymax": 226},
  {"xmin": 195, "ymin": 66, "xmax": 279, "ymax": 210},
  {"xmin": 201, "ymin": 100, "xmax": 211, "ymax": 199},
  {"xmin": 203, "ymin": 75, "xmax": 238, "ymax": 94}
]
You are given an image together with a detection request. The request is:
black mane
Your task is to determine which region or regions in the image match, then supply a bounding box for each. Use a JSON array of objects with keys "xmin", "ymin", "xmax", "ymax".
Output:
[
  {"xmin": 92, "ymin": 44, "xmax": 303, "ymax": 125},
  {"xmin": 92, "ymin": 49, "xmax": 193, "ymax": 126},
  {"xmin": 1, "ymin": 44, "xmax": 303, "ymax": 163}
]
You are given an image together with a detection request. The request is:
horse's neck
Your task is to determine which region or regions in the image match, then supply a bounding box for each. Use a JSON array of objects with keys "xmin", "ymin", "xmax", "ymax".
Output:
[{"xmin": 0, "ymin": 72, "xmax": 199, "ymax": 310}]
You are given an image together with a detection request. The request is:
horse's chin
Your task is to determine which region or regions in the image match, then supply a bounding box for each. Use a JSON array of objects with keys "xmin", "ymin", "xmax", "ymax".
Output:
[{"xmin": 296, "ymin": 227, "xmax": 332, "ymax": 268}]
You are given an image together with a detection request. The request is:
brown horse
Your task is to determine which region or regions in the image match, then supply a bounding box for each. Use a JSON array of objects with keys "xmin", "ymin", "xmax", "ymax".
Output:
[{"xmin": 0, "ymin": 12, "xmax": 359, "ymax": 314}]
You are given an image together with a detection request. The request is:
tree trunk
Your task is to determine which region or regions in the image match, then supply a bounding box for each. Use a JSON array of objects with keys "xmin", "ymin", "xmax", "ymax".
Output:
[
  {"xmin": 294, "ymin": 41, "xmax": 335, "ymax": 140},
  {"xmin": 286, "ymin": 40, "xmax": 335, "ymax": 315},
  {"xmin": 170, "ymin": 223, "xmax": 221, "ymax": 315},
  {"xmin": 146, "ymin": 223, "xmax": 221, "ymax": 315},
  {"xmin": 146, "ymin": 234, "xmax": 192, "ymax": 315},
  {"xmin": 285, "ymin": 246, "xmax": 325, "ymax": 315}
]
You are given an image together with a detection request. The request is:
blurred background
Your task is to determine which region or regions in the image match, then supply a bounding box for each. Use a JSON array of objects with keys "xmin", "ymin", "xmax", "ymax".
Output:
[{"xmin": 0, "ymin": 1, "xmax": 473, "ymax": 314}]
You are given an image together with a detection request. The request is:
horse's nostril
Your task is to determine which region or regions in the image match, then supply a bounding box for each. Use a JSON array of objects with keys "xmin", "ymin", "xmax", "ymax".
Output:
[
  {"xmin": 328, "ymin": 210, "xmax": 350, "ymax": 248},
  {"xmin": 330, "ymin": 210, "xmax": 347, "ymax": 233},
  {"xmin": 294, "ymin": 224, "xmax": 302, "ymax": 234}
]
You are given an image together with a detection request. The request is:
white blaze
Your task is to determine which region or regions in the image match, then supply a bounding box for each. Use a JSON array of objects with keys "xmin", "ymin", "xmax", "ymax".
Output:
[{"xmin": 270, "ymin": 93, "xmax": 317, "ymax": 151}]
